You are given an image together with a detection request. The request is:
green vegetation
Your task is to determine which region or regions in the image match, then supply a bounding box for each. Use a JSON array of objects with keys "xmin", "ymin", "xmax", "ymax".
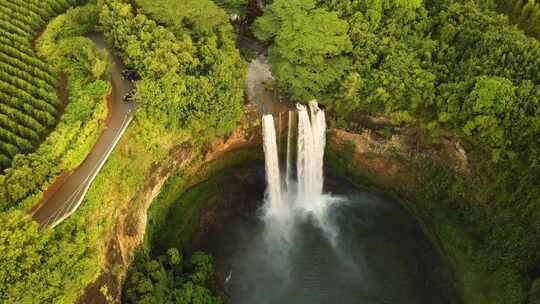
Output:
[
  {"xmin": 531, "ymin": 278, "xmax": 540, "ymax": 304},
  {"xmin": 0, "ymin": 4, "xmax": 115, "ymax": 302},
  {"xmin": 134, "ymin": 0, "xmax": 228, "ymax": 35},
  {"xmin": 0, "ymin": 209, "xmax": 99, "ymax": 303},
  {"xmin": 327, "ymin": 141, "xmax": 533, "ymax": 304},
  {"xmin": 146, "ymin": 148, "xmax": 262, "ymax": 251},
  {"xmin": 100, "ymin": 0, "xmax": 246, "ymax": 137},
  {"xmin": 216, "ymin": 0, "xmax": 249, "ymax": 16},
  {"xmin": 147, "ymin": 173, "xmax": 233, "ymax": 255},
  {"xmin": 496, "ymin": 0, "xmax": 540, "ymax": 38},
  {"xmin": 0, "ymin": 0, "xmax": 88, "ymax": 169},
  {"xmin": 0, "ymin": 0, "xmax": 248, "ymax": 302},
  {"xmin": 0, "ymin": 0, "xmax": 538, "ymax": 303},
  {"xmin": 0, "ymin": 112, "xmax": 193, "ymax": 303},
  {"xmin": 0, "ymin": 4, "xmax": 110, "ymax": 212},
  {"xmin": 253, "ymin": 0, "xmax": 352, "ymax": 101},
  {"xmin": 257, "ymin": 0, "xmax": 540, "ymax": 162},
  {"xmin": 126, "ymin": 149, "xmax": 262, "ymax": 304},
  {"xmin": 125, "ymin": 248, "xmax": 223, "ymax": 304},
  {"xmin": 256, "ymin": 0, "xmax": 540, "ymax": 303}
]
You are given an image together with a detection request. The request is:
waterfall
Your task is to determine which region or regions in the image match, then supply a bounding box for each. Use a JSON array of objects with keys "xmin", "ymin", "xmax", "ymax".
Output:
[
  {"xmin": 285, "ymin": 111, "xmax": 294, "ymax": 191},
  {"xmin": 261, "ymin": 101, "xmax": 339, "ymax": 274},
  {"xmin": 296, "ymin": 101, "xmax": 326, "ymax": 201},
  {"xmin": 262, "ymin": 100, "xmax": 334, "ymax": 220},
  {"xmin": 296, "ymin": 104, "xmax": 312, "ymax": 200},
  {"xmin": 262, "ymin": 115, "xmax": 282, "ymax": 213},
  {"xmin": 262, "ymin": 100, "xmax": 339, "ymax": 249}
]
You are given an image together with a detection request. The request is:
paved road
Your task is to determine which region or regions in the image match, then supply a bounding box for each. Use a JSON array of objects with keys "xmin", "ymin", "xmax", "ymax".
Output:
[{"xmin": 32, "ymin": 33, "xmax": 136, "ymax": 228}]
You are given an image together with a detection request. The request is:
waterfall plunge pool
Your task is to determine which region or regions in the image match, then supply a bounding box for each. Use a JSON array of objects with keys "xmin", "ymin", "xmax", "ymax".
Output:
[
  {"xmin": 194, "ymin": 170, "xmax": 458, "ymax": 304},
  {"xmin": 194, "ymin": 103, "xmax": 456, "ymax": 303},
  {"xmin": 150, "ymin": 103, "xmax": 457, "ymax": 303}
]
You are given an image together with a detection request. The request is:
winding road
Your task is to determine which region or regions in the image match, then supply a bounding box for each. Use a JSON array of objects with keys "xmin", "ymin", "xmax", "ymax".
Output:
[
  {"xmin": 32, "ymin": 32, "xmax": 281, "ymax": 228},
  {"xmin": 32, "ymin": 33, "xmax": 135, "ymax": 228}
]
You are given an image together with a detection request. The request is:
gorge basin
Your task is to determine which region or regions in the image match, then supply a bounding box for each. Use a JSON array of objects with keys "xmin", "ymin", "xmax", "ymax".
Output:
[{"xmin": 201, "ymin": 174, "xmax": 457, "ymax": 304}]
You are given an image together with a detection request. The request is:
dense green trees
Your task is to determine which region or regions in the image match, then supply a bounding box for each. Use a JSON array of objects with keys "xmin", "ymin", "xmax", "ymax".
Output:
[
  {"xmin": 496, "ymin": 0, "xmax": 540, "ymax": 37},
  {"xmin": 260, "ymin": 0, "xmax": 540, "ymax": 159},
  {"xmin": 0, "ymin": 5, "xmax": 113, "ymax": 301},
  {"xmin": 253, "ymin": 0, "xmax": 352, "ymax": 101},
  {"xmin": 431, "ymin": 2, "xmax": 540, "ymax": 163},
  {"xmin": 0, "ymin": 210, "xmax": 98, "ymax": 303},
  {"xmin": 135, "ymin": 0, "xmax": 229, "ymax": 37},
  {"xmin": 255, "ymin": 0, "xmax": 540, "ymax": 303},
  {"xmin": 256, "ymin": 0, "xmax": 540, "ymax": 164},
  {"xmin": 125, "ymin": 248, "xmax": 223, "ymax": 304},
  {"xmin": 217, "ymin": 0, "xmax": 249, "ymax": 16},
  {"xmin": 1, "ymin": 1, "xmax": 246, "ymax": 302},
  {"xmin": 99, "ymin": 0, "xmax": 246, "ymax": 138}
]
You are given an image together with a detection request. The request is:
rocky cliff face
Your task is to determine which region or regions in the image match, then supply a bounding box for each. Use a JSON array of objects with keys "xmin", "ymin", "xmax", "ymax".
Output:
[
  {"xmin": 79, "ymin": 107, "xmax": 470, "ymax": 303},
  {"xmin": 77, "ymin": 107, "xmax": 262, "ymax": 304},
  {"xmin": 326, "ymin": 122, "xmax": 471, "ymax": 304},
  {"xmin": 329, "ymin": 124, "xmax": 469, "ymax": 182}
]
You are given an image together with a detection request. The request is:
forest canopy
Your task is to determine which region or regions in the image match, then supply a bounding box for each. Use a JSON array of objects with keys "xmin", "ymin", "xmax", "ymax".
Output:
[
  {"xmin": 253, "ymin": 0, "xmax": 352, "ymax": 101},
  {"xmin": 99, "ymin": 0, "xmax": 246, "ymax": 138},
  {"xmin": 256, "ymin": 0, "xmax": 540, "ymax": 164}
]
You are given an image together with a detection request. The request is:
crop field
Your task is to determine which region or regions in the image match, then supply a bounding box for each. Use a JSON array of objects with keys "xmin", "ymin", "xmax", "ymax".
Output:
[{"xmin": 0, "ymin": 0, "xmax": 84, "ymax": 169}]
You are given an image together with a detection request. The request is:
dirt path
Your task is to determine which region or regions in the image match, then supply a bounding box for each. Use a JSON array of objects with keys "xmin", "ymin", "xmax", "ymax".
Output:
[{"xmin": 32, "ymin": 33, "xmax": 136, "ymax": 228}]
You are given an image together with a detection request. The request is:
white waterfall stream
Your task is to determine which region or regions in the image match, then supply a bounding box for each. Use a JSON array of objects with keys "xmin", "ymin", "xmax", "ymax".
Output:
[
  {"xmin": 285, "ymin": 110, "xmax": 294, "ymax": 191},
  {"xmin": 261, "ymin": 115, "xmax": 283, "ymax": 214},
  {"xmin": 296, "ymin": 101, "xmax": 326, "ymax": 202},
  {"xmin": 261, "ymin": 101, "xmax": 338, "ymax": 246}
]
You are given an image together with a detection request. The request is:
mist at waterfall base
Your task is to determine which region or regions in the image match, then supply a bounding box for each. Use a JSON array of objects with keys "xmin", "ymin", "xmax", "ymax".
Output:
[{"xmin": 202, "ymin": 102, "xmax": 456, "ymax": 303}]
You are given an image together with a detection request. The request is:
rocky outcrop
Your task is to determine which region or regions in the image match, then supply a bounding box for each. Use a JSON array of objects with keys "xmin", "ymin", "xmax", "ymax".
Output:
[
  {"xmin": 77, "ymin": 108, "xmax": 262, "ymax": 304},
  {"xmin": 329, "ymin": 126, "xmax": 469, "ymax": 178},
  {"xmin": 327, "ymin": 123, "xmax": 469, "ymax": 304}
]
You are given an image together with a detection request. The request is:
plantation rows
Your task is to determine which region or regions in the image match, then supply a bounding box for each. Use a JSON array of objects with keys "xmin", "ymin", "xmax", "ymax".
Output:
[{"xmin": 0, "ymin": 0, "xmax": 85, "ymax": 170}]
